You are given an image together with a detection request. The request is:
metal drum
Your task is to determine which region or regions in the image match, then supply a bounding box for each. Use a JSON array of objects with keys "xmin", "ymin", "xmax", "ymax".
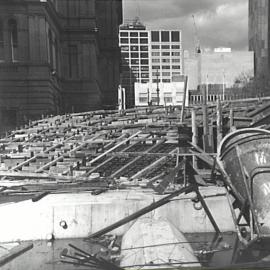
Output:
[{"xmin": 217, "ymin": 128, "xmax": 270, "ymax": 234}]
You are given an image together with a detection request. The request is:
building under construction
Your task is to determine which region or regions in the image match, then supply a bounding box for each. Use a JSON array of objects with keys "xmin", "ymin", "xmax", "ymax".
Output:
[
  {"xmin": 0, "ymin": 95, "xmax": 270, "ymax": 268},
  {"xmin": 2, "ymin": 1, "xmax": 270, "ymax": 269}
]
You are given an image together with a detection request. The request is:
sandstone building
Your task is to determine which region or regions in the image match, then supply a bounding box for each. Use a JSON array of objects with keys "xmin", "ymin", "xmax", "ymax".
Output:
[{"xmin": 0, "ymin": 0, "xmax": 122, "ymax": 130}]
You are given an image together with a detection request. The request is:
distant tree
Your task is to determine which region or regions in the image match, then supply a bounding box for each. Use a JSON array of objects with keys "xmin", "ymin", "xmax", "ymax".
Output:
[{"xmin": 233, "ymin": 70, "xmax": 254, "ymax": 88}]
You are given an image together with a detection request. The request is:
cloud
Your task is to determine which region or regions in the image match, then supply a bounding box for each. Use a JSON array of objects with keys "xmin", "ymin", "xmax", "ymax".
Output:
[{"xmin": 123, "ymin": 0, "xmax": 248, "ymax": 51}]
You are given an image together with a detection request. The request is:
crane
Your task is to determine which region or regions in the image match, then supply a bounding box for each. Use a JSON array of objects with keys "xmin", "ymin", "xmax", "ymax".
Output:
[{"xmin": 192, "ymin": 14, "xmax": 201, "ymax": 54}]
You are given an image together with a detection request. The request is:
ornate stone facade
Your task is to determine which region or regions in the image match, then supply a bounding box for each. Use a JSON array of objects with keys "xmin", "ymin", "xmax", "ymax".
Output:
[{"xmin": 0, "ymin": 0, "xmax": 122, "ymax": 130}]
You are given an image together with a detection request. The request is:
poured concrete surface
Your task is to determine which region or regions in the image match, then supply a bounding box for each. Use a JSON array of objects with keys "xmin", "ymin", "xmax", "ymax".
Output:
[{"xmin": 0, "ymin": 187, "xmax": 235, "ymax": 242}]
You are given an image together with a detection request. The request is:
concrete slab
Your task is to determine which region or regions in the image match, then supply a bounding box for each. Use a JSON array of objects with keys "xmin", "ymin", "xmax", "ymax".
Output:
[{"xmin": 0, "ymin": 187, "xmax": 235, "ymax": 242}]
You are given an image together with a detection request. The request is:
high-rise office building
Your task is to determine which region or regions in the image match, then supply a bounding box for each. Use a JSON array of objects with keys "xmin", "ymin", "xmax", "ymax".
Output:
[
  {"xmin": 249, "ymin": 0, "xmax": 270, "ymax": 92},
  {"xmin": 119, "ymin": 19, "xmax": 182, "ymax": 107}
]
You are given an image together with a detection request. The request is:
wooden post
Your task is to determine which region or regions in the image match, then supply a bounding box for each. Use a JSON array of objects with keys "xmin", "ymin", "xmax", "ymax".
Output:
[
  {"xmin": 180, "ymin": 76, "xmax": 188, "ymax": 123},
  {"xmin": 191, "ymin": 109, "xmax": 198, "ymax": 169},
  {"xmin": 202, "ymin": 88, "xmax": 209, "ymax": 151},
  {"xmin": 209, "ymin": 119, "xmax": 214, "ymax": 152},
  {"xmin": 216, "ymin": 98, "xmax": 223, "ymax": 147},
  {"xmin": 229, "ymin": 107, "xmax": 234, "ymax": 132}
]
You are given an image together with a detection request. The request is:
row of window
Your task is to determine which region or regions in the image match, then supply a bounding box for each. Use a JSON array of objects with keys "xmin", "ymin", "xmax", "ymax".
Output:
[
  {"xmin": 121, "ymin": 44, "xmax": 181, "ymax": 51},
  {"xmin": 121, "ymin": 45, "xmax": 148, "ymax": 52},
  {"xmin": 122, "ymin": 65, "xmax": 149, "ymax": 71},
  {"xmin": 122, "ymin": 53, "xmax": 181, "ymax": 60},
  {"xmin": 122, "ymin": 52, "xmax": 149, "ymax": 58},
  {"xmin": 152, "ymin": 59, "xmax": 180, "ymax": 63},
  {"xmin": 152, "ymin": 65, "xmax": 181, "ymax": 70},
  {"xmin": 152, "ymin": 51, "xmax": 181, "ymax": 56},
  {"xmin": 120, "ymin": 31, "xmax": 148, "ymax": 37},
  {"xmin": 124, "ymin": 59, "xmax": 149, "ymax": 65},
  {"xmin": 151, "ymin": 31, "xmax": 180, "ymax": 42},
  {"xmin": 122, "ymin": 70, "xmax": 180, "ymax": 77},
  {"xmin": 120, "ymin": 38, "xmax": 148, "ymax": 44},
  {"xmin": 152, "ymin": 45, "xmax": 181, "ymax": 50},
  {"xmin": 120, "ymin": 31, "xmax": 180, "ymax": 43}
]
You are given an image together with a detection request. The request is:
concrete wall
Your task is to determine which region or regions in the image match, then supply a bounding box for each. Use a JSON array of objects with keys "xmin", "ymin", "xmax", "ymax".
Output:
[{"xmin": 0, "ymin": 187, "xmax": 235, "ymax": 242}]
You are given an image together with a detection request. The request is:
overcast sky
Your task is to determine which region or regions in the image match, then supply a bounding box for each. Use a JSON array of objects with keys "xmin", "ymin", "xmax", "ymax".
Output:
[{"xmin": 123, "ymin": 0, "xmax": 248, "ymax": 52}]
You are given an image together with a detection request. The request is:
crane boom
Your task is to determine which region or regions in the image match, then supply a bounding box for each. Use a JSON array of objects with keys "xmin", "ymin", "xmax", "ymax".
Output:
[{"xmin": 192, "ymin": 15, "xmax": 201, "ymax": 54}]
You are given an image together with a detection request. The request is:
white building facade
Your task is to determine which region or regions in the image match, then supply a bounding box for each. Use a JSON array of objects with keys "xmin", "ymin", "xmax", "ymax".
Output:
[{"xmin": 119, "ymin": 20, "xmax": 183, "ymax": 107}]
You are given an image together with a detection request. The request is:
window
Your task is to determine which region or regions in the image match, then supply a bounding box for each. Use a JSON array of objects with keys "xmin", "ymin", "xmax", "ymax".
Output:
[
  {"xmin": 152, "ymin": 45, "xmax": 160, "ymax": 49},
  {"xmin": 131, "ymin": 59, "xmax": 139, "ymax": 64},
  {"xmin": 152, "ymin": 65, "xmax": 160, "ymax": 70},
  {"xmin": 151, "ymin": 93, "xmax": 159, "ymax": 103},
  {"xmin": 141, "ymin": 59, "xmax": 148, "ymax": 65},
  {"xmin": 140, "ymin": 52, "xmax": 148, "ymax": 58},
  {"xmin": 164, "ymin": 92, "xmax": 172, "ymax": 102},
  {"xmin": 140, "ymin": 38, "xmax": 148, "ymax": 44},
  {"xmin": 163, "ymin": 79, "xmax": 171, "ymax": 83},
  {"xmin": 152, "ymin": 52, "xmax": 160, "ymax": 56},
  {"xmin": 161, "ymin": 31, "xmax": 169, "ymax": 42},
  {"xmin": 171, "ymin": 31, "xmax": 180, "ymax": 42},
  {"xmin": 141, "ymin": 79, "xmax": 149, "ymax": 83},
  {"xmin": 121, "ymin": 46, "xmax": 129, "ymax": 51},
  {"xmin": 141, "ymin": 66, "xmax": 149, "ymax": 71},
  {"xmin": 152, "ymin": 59, "xmax": 160, "ymax": 63},
  {"xmin": 140, "ymin": 46, "xmax": 148, "ymax": 51},
  {"xmin": 120, "ymin": 32, "xmax": 128, "ymax": 37},
  {"xmin": 172, "ymin": 45, "xmax": 180, "ymax": 49},
  {"xmin": 172, "ymin": 59, "xmax": 180, "ymax": 63},
  {"xmin": 8, "ymin": 19, "xmax": 18, "ymax": 62},
  {"xmin": 162, "ymin": 66, "xmax": 170, "ymax": 69},
  {"xmin": 162, "ymin": 59, "xmax": 170, "ymax": 63},
  {"xmin": 140, "ymin": 32, "xmax": 148, "ymax": 37},
  {"xmin": 131, "ymin": 66, "xmax": 139, "ymax": 71},
  {"xmin": 162, "ymin": 52, "xmax": 170, "ymax": 56},
  {"xmin": 139, "ymin": 93, "xmax": 148, "ymax": 103},
  {"xmin": 48, "ymin": 30, "xmax": 53, "ymax": 65},
  {"xmin": 68, "ymin": 45, "xmax": 79, "ymax": 78},
  {"xmin": 120, "ymin": 38, "xmax": 128, "ymax": 44},
  {"xmin": 172, "ymin": 65, "xmax": 181, "ymax": 69},
  {"xmin": 131, "ymin": 52, "xmax": 139, "ymax": 58},
  {"xmin": 130, "ymin": 38, "xmax": 138, "ymax": 44},
  {"xmin": 172, "ymin": 52, "xmax": 180, "ymax": 56},
  {"xmin": 161, "ymin": 45, "xmax": 170, "ymax": 49},
  {"xmin": 131, "ymin": 46, "xmax": 138, "ymax": 51},
  {"xmin": 151, "ymin": 31, "xmax": 159, "ymax": 42},
  {"xmin": 122, "ymin": 52, "xmax": 129, "ymax": 58},
  {"xmin": 141, "ymin": 73, "xmax": 149, "ymax": 78},
  {"xmin": 0, "ymin": 20, "xmax": 3, "ymax": 61},
  {"xmin": 172, "ymin": 72, "xmax": 181, "ymax": 76},
  {"xmin": 130, "ymin": 32, "xmax": 138, "ymax": 37},
  {"xmin": 162, "ymin": 72, "xmax": 170, "ymax": 76}
]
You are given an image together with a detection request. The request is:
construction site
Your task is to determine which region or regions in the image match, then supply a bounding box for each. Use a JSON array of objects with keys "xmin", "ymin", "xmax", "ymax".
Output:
[
  {"xmin": 1, "ymin": 94, "xmax": 270, "ymax": 269},
  {"xmin": 2, "ymin": 0, "xmax": 270, "ymax": 269}
]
